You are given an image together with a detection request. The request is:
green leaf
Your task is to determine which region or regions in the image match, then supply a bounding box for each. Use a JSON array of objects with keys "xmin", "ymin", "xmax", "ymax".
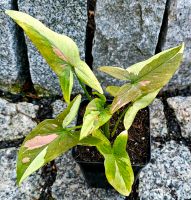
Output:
[
  {"xmin": 17, "ymin": 95, "xmax": 82, "ymax": 185},
  {"xmin": 59, "ymin": 65, "xmax": 73, "ymax": 104},
  {"xmin": 74, "ymin": 60, "xmax": 103, "ymax": 94},
  {"xmin": 134, "ymin": 44, "xmax": 184, "ymax": 92},
  {"xmin": 17, "ymin": 122, "xmax": 79, "ymax": 185},
  {"xmin": 106, "ymin": 86, "xmax": 121, "ymax": 97},
  {"xmin": 111, "ymin": 44, "xmax": 184, "ymax": 113},
  {"xmin": 62, "ymin": 95, "xmax": 81, "ymax": 128},
  {"xmin": 5, "ymin": 10, "xmax": 80, "ymax": 72},
  {"xmin": 80, "ymin": 98, "xmax": 111, "ymax": 140},
  {"xmin": 99, "ymin": 66, "xmax": 132, "ymax": 80},
  {"xmin": 123, "ymin": 89, "xmax": 160, "ymax": 130},
  {"xmin": 97, "ymin": 131, "xmax": 134, "ymax": 196},
  {"xmin": 19, "ymin": 146, "xmax": 48, "ymax": 184},
  {"xmin": 111, "ymin": 84, "xmax": 142, "ymax": 113},
  {"xmin": 5, "ymin": 10, "xmax": 81, "ymax": 103}
]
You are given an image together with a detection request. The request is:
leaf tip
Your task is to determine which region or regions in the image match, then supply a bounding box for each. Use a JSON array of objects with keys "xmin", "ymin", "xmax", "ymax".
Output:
[
  {"xmin": 5, "ymin": 10, "xmax": 12, "ymax": 16},
  {"xmin": 180, "ymin": 42, "xmax": 185, "ymax": 53}
]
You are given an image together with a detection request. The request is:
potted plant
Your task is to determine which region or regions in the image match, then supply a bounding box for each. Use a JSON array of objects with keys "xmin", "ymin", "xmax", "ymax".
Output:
[{"xmin": 5, "ymin": 10, "xmax": 184, "ymax": 197}]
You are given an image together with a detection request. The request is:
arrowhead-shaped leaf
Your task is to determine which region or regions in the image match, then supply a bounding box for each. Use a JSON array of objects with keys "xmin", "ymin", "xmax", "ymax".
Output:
[
  {"xmin": 124, "ymin": 89, "xmax": 160, "ymax": 130},
  {"xmin": 97, "ymin": 131, "xmax": 134, "ymax": 196},
  {"xmin": 17, "ymin": 95, "xmax": 82, "ymax": 185},
  {"xmin": 110, "ymin": 44, "xmax": 184, "ymax": 113},
  {"xmin": 5, "ymin": 10, "xmax": 80, "ymax": 72},
  {"xmin": 74, "ymin": 60, "xmax": 103, "ymax": 94},
  {"xmin": 80, "ymin": 98, "xmax": 111, "ymax": 140},
  {"xmin": 17, "ymin": 122, "xmax": 79, "ymax": 185},
  {"xmin": 5, "ymin": 10, "xmax": 80, "ymax": 103},
  {"xmin": 132, "ymin": 44, "xmax": 184, "ymax": 92}
]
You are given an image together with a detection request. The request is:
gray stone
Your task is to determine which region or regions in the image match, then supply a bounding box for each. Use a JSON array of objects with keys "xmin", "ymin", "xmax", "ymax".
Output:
[
  {"xmin": 18, "ymin": 0, "xmax": 87, "ymax": 96},
  {"xmin": 0, "ymin": 0, "xmax": 25, "ymax": 92},
  {"xmin": 52, "ymin": 99, "xmax": 77, "ymax": 127},
  {"xmin": 52, "ymin": 151, "xmax": 125, "ymax": 200},
  {"xmin": 93, "ymin": 0, "xmax": 166, "ymax": 88},
  {"xmin": 0, "ymin": 148, "xmax": 43, "ymax": 200},
  {"xmin": 163, "ymin": 0, "xmax": 191, "ymax": 90},
  {"xmin": 167, "ymin": 96, "xmax": 191, "ymax": 138},
  {"xmin": 0, "ymin": 98, "xmax": 39, "ymax": 141},
  {"xmin": 52, "ymin": 99, "xmax": 67, "ymax": 118},
  {"xmin": 149, "ymin": 99, "xmax": 168, "ymax": 138},
  {"xmin": 139, "ymin": 141, "xmax": 191, "ymax": 200}
]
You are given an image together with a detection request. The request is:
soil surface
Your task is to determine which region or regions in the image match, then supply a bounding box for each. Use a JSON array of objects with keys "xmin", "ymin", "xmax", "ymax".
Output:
[{"xmin": 74, "ymin": 100, "xmax": 150, "ymax": 166}]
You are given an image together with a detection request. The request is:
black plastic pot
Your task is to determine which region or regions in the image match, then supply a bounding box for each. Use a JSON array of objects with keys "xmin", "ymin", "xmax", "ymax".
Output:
[{"xmin": 72, "ymin": 100, "xmax": 151, "ymax": 191}]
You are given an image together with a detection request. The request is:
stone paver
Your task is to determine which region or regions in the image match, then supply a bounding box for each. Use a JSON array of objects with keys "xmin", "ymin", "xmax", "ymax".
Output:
[
  {"xmin": 139, "ymin": 140, "xmax": 191, "ymax": 200},
  {"xmin": 0, "ymin": 148, "xmax": 43, "ymax": 200},
  {"xmin": 163, "ymin": 0, "xmax": 191, "ymax": 90},
  {"xmin": 149, "ymin": 99, "xmax": 168, "ymax": 138},
  {"xmin": 0, "ymin": 0, "xmax": 25, "ymax": 92},
  {"xmin": 93, "ymin": 0, "xmax": 166, "ymax": 88},
  {"xmin": 167, "ymin": 96, "xmax": 191, "ymax": 138},
  {"xmin": 0, "ymin": 98, "xmax": 38, "ymax": 141}
]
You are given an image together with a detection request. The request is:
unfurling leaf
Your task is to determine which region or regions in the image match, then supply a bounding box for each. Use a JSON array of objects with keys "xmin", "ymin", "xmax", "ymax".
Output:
[
  {"xmin": 111, "ymin": 84, "xmax": 142, "ymax": 113},
  {"xmin": 80, "ymin": 98, "xmax": 111, "ymax": 140},
  {"xmin": 97, "ymin": 131, "xmax": 134, "ymax": 196}
]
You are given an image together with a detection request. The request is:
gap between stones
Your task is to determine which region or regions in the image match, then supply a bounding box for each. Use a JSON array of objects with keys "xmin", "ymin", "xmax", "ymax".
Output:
[
  {"xmin": 12, "ymin": 0, "xmax": 36, "ymax": 95},
  {"xmin": 155, "ymin": 0, "xmax": 171, "ymax": 54},
  {"xmin": 154, "ymin": 0, "xmax": 191, "ymax": 149},
  {"xmin": 85, "ymin": 0, "xmax": 96, "ymax": 94}
]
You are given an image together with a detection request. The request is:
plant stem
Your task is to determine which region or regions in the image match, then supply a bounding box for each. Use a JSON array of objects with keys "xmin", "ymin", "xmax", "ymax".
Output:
[
  {"xmin": 111, "ymin": 105, "xmax": 130, "ymax": 137},
  {"xmin": 102, "ymin": 121, "xmax": 110, "ymax": 139},
  {"xmin": 74, "ymin": 72, "xmax": 92, "ymax": 101},
  {"xmin": 67, "ymin": 125, "xmax": 82, "ymax": 131}
]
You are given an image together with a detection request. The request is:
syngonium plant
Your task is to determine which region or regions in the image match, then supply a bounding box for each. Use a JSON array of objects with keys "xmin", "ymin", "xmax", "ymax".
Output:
[{"xmin": 6, "ymin": 10, "xmax": 184, "ymax": 196}]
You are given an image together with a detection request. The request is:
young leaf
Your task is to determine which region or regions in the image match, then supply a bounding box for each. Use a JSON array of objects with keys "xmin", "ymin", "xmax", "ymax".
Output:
[
  {"xmin": 99, "ymin": 66, "xmax": 132, "ymax": 80},
  {"xmin": 80, "ymin": 98, "xmax": 111, "ymax": 140},
  {"xmin": 106, "ymin": 86, "xmax": 120, "ymax": 97},
  {"xmin": 97, "ymin": 131, "xmax": 134, "ymax": 196},
  {"xmin": 111, "ymin": 84, "xmax": 142, "ymax": 113},
  {"xmin": 123, "ymin": 89, "xmax": 160, "ymax": 130},
  {"xmin": 62, "ymin": 95, "xmax": 81, "ymax": 128},
  {"xmin": 74, "ymin": 60, "xmax": 103, "ymax": 94}
]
